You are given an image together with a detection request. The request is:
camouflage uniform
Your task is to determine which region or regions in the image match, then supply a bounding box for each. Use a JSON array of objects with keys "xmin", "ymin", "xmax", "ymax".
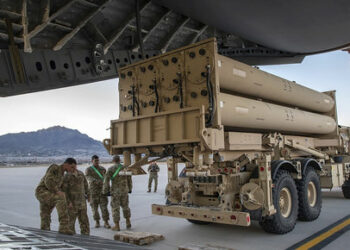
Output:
[
  {"xmin": 35, "ymin": 164, "xmax": 70, "ymax": 232},
  {"xmin": 63, "ymin": 170, "xmax": 90, "ymax": 235},
  {"xmin": 103, "ymin": 164, "xmax": 132, "ymax": 224},
  {"xmin": 148, "ymin": 163, "xmax": 160, "ymax": 192},
  {"xmin": 85, "ymin": 165, "xmax": 109, "ymax": 222}
]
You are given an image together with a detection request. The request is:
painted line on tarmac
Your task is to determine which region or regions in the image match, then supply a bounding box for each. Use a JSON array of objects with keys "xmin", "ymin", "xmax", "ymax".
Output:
[{"xmin": 287, "ymin": 214, "xmax": 350, "ymax": 250}]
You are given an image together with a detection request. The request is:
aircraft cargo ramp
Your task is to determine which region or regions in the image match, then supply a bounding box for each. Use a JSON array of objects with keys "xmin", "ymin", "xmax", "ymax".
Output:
[{"xmin": 0, "ymin": 223, "xmax": 144, "ymax": 250}]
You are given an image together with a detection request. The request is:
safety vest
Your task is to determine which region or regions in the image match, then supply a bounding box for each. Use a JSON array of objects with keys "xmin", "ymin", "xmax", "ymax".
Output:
[
  {"xmin": 112, "ymin": 164, "xmax": 123, "ymax": 180},
  {"xmin": 91, "ymin": 166, "xmax": 104, "ymax": 180}
]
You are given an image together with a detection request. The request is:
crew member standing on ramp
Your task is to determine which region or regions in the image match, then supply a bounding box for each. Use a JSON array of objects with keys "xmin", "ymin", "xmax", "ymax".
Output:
[
  {"xmin": 85, "ymin": 155, "xmax": 111, "ymax": 229},
  {"xmin": 103, "ymin": 155, "xmax": 132, "ymax": 231},
  {"xmin": 148, "ymin": 162, "xmax": 160, "ymax": 192},
  {"xmin": 35, "ymin": 158, "xmax": 76, "ymax": 235},
  {"xmin": 63, "ymin": 164, "xmax": 90, "ymax": 235}
]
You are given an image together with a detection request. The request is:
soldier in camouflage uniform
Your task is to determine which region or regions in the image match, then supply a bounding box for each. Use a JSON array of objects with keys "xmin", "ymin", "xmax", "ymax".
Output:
[
  {"xmin": 35, "ymin": 158, "xmax": 76, "ymax": 235},
  {"xmin": 63, "ymin": 165, "xmax": 90, "ymax": 235},
  {"xmin": 103, "ymin": 155, "xmax": 132, "ymax": 231},
  {"xmin": 85, "ymin": 155, "xmax": 111, "ymax": 228},
  {"xmin": 148, "ymin": 162, "xmax": 160, "ymax": 192}
]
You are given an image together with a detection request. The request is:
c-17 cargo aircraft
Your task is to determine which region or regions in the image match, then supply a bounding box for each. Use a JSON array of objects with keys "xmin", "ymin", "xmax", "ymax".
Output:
[
  {"xmin": 1, "ymin": 1, "xmax": 350, "ymax": 249},
  {"xmin": 0, "ymin": 0, "xmax": 349, "ymax": 97}
]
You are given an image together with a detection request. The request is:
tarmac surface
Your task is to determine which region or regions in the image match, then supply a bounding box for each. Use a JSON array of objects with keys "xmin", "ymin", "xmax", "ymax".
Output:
[{"xmin": 0, "ymin": 163, "xmax": 349, "ymax": 250}]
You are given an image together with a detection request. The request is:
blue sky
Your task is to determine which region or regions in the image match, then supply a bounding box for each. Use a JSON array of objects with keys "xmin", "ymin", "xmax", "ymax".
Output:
[
  {"xmin": 0, "ymin": 50, "xmax": 349, "ymax": 141},
  {"xmin": 0, "ymin": 79, "xmax": 119, "ymax": 141}
]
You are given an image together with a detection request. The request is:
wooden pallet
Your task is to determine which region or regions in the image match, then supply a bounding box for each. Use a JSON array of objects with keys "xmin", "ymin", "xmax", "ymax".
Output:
[
  {"xmin": 114, "ymin": 231, "xmax": 164, "ymax": 245},
  {"xmin": 179, "ymin": 243, "xmax": 236, "ymax": 250}
]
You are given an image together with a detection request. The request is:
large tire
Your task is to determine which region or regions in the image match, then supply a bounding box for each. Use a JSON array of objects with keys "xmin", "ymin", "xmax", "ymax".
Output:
[
  {"xmin": 342, "ymin": 180, "xmax": 350, "ymax": 199},
  {"xmin": 296, "ymin": 168, "xmax": 322, "ymax": 221},
  {"xmin": 187, "ymin": 219, "xmax": 210, "ymax": 225},
  {"xmin": 259, "ymin": 170, "xmax": 298, "ymax": 234}
]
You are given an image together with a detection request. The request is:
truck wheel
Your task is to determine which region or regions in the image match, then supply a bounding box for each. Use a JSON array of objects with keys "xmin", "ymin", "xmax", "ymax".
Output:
[
  {"xmin": 187, "ymin": 219, "xmax": 210, "ymax": 225},
  {"xmin": 296, "ymin": 168, "xmax": 322, "ymax": 221},
  {"xmin": 342, "ymin": 180, "xmax": 350, "ymax": 199},
  {"xmin": 259, "ymin": 170, "xmax": 298, "ymax": 234}
]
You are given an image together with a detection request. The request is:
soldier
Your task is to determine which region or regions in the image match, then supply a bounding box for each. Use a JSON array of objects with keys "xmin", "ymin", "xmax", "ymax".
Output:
[
  {"xmin": 35, "ymin": 158, "xmax": 76, "ymax": 235},
  {"xmin": 63, "ymin": 164, "xmax": 90, "ymax": 235},
  {"xmin": 103, "ymin": 155, "xmax": 132, "ymax": 231},
  {"xmin": 148, "ymin": 162, "xmax": 160, "ymax": 192},
  {"xmin": 85, "ymin": 155, "xmax": 111, "ymax": 228}
]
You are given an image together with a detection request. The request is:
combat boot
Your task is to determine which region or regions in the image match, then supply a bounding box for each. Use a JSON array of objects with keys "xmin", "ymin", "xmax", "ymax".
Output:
[
  {"xmin": 104, "ymin": 220, "xmax": 111, "ymax": 229},
  {"xmin": 59, "ymin": 228, "xmax": 74, "ymax": 235},
  {"xmin": 126, "ymin": 218, "xmax": 131, "ymax": 229},
  {"xmin": 95, "ymin": 220, "xmax": 100, "ymax": 228},
  {"xmin": 112, "ymin": 222, "xmax": 120, "ymax": 231},
  {"xmin": 147, "ymin": 189, "xmax": 151, "ymax": 192},
  {"xmin": 154, "ymin": 189, "xmax": 157, "ymax": 193}
]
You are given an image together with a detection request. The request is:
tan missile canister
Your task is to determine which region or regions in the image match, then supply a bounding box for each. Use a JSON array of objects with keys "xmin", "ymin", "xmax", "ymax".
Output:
[
  {"xmin": 217, "ymin": 55, "xmax": 334, "ymax": 113},
  {"xmin": 219, "ymin": 93, "xmax": 336, "ymax": 134}
]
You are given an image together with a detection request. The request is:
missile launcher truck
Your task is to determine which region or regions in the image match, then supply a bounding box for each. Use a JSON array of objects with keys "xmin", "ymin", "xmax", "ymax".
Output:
[{"xmin": 103, "ymin": 38, "xmax": 350, "ymax": 234}]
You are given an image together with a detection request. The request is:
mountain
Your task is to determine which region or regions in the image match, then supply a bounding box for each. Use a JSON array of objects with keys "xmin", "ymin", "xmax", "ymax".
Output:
[{"xmin": 0, "ymin": 126, "xmax": 109, "ymax": 158}]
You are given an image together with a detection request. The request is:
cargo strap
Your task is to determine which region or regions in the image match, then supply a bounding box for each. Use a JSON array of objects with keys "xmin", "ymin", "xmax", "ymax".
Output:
[
  {"xmin": 91, "ymin": 166, "xmax": 104, "ymax": 180},
  {"xmin": 112, "ymin": 164, "xmax": 123, "ymax": 180}
]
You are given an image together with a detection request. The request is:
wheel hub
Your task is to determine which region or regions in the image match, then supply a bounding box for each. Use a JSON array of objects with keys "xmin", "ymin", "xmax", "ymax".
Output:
[
  {"xmin": 308, "ymin": 181, "xmax": 317, "ymax": 207},
  {"xmin": 279, "ymin": 187, "xmax": 292, "ymax": 218}
]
